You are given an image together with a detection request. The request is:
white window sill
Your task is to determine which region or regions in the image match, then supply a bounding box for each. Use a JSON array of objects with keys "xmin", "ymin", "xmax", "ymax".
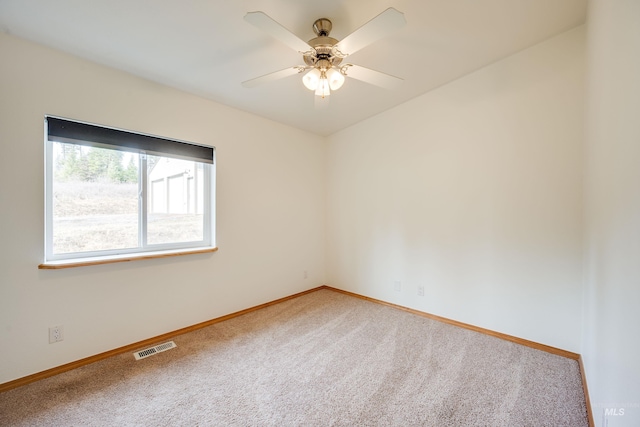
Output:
[{"xmin": 39, "ymin": 247, "xmax": 218, "ymax": 269}]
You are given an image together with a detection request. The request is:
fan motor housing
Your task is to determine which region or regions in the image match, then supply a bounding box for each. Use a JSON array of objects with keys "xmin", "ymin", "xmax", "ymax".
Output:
[{"xmin": 305, "ymin": 38, "xmax": 342, "ymax": 64}]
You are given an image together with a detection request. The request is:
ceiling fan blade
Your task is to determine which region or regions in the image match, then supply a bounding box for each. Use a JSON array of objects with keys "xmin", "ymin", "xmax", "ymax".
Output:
[
  {"xmin": 242, "ymin": 67, "xmax": 305, "ymax": 88},
  {"xmin": 333, "ymin": 8, "xmax": 406, "ymax": 57},
  {"xmin": 244, "ymin": 11, "xmax": 311, "ymax": 53},
  {"xmin": 342, "ymin": 64, "xmax": 403, "ymax": 89}
]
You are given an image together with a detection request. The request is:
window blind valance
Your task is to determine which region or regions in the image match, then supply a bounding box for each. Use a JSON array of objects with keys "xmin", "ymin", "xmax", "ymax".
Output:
[{"xmin": 47, "ymin": 116, "xmax": 214, "ymax": 164}]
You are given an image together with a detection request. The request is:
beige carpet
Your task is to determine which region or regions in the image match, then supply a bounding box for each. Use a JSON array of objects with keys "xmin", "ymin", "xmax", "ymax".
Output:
[{"xmin": 0, "ymin": 289, "xmax": 588, "ymax": 426}]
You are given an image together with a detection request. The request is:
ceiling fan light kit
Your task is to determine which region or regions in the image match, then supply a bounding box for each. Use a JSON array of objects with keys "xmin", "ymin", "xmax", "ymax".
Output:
[
  {"xmin": 302, "ymin": 65, "xmax": 345, "ymax": 98},
  {"xmin": 243, "ymin": 8, "xmax": 406, "ymax": 100}
]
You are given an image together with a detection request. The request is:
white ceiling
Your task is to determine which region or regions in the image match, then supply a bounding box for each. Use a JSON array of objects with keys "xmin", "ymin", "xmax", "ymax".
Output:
[{"xmin": 0, "ymin": 0, "xmax": 586, "ymax": 136}]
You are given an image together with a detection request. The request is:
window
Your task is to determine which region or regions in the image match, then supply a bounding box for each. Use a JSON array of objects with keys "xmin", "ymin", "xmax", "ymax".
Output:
[{"xmin": 41, "ymin": 116, "xmax": 216, "ymax": 268}]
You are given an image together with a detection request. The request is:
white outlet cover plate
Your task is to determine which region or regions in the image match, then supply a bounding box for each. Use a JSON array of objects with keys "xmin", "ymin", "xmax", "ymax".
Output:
[{"xmin": 49, "ymin": 325, "xmax": 64, "ymax": 343}]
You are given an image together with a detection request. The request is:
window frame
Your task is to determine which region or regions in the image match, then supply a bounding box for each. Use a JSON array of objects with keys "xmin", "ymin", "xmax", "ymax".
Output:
[{"xmin": 41, "ymin": 116, "xmax": 216, "ymax": 268}]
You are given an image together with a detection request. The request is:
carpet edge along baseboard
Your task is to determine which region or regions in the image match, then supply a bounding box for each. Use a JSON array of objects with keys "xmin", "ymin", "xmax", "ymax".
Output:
[
  {"xmin": 1, "ymin": 285, "xmax": 582, "ymax": 395},
  {"xmin": 324, "ymin": 286, "xmax": 580, "ymax": 360},
  {"xmin": 0, "ymin": 287, "xmax": 321, "ymax": 393},
  {"xmin": 323, "ymin": 286, "xmax": 593, "ymax": 427}
]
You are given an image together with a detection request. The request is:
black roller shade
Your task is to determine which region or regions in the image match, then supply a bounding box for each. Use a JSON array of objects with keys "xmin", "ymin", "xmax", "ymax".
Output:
[{"xmin": 47, "ymin": 116, "xmax": 214, "ymax": 164}]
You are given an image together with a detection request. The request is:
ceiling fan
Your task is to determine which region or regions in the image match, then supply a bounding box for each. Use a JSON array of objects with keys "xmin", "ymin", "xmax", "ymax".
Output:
[{"xmin": 242, "ymin": 8, "xmax": 406, "ymax": 99}]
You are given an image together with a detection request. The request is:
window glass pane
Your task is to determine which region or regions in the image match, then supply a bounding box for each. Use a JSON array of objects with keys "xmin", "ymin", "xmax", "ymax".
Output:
[
  {"xmin": 51, "ymin": 142, "xmax": 139, "ymax": 254},
  {"xmin": 147, "ymin": 155, "xmax": 204, "ymax": 245},
  {"xmin": 45, "ymin": 117, "xmax": 215, "ymax": 264}
]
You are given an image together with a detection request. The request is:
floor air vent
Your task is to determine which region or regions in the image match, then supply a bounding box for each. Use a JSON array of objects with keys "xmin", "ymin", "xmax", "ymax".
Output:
[{"xmin": 134, "ymin": 341, "xmax": 177, "ymax": 360}]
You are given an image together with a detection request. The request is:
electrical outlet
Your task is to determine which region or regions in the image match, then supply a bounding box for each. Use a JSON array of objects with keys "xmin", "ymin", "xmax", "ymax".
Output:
[
  {"xmin": 303, "ymin": 270, "xmax": 308, "ymax": 279},
  {"xmin": 49, "ymin": 325, "xmax": 64, "ymax": 343},
  {"xmin": 417, "ymin": 285, "xmax": 425, "ymax": 297},
  {"xmin": 393, "ymin": 281, "xmax": 402, "ymax": 292}
]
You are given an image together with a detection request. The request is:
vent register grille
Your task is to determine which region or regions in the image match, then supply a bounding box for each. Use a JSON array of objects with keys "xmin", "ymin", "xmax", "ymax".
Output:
[{"xmin": 134, "ymin": 341, "xmax": 177, "ymax": 360}]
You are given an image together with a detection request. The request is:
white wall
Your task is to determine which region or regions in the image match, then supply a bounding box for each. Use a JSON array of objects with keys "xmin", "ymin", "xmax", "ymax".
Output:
[
  {"xmin": 0, "ymin": 32, "xmax": 326, "ymax": 384},
  {"xmin": 326, "ymin": 27, "xmax": 586, "ymax": 352},
  {"xmin": 583, "ymin": 0, "xmax": 640, "ymax": 425}
]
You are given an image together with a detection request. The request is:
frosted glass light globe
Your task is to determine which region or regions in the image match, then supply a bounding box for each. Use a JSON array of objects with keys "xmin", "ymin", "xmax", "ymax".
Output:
[
  {"xmin": 326, "ymin": 68, "xmax": 345, "ymax": 90},
  {"xmin": 302, "ymin": 69, "xmax": 321, "ymax": 90},
  {"xmin": 315, "ymin": 77, "xmax": 331, "ymax": 98}
]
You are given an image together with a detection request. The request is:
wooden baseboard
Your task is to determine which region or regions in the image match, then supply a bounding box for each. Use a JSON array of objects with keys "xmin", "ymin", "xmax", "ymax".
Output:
[
  {"xmin": 0, "ymin": 283, "xmax": 595, "ymax": 427},
  {"xmin": 578, "ymin": 355, "xmax": 595, "ymax": 427},
  {"xmin": 323, "ymin": 286, "xmax": 580, "ymax": 359},
  {"xmin": 0, "ymin": 286, "xmax": 324, "ymax": 393}
]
